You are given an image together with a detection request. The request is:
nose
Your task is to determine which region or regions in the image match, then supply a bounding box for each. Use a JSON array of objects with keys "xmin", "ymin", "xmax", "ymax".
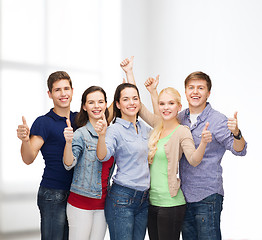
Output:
[
  {"xmin": 94, "ymin": 102, "xmax": 99, "ymax": 108},
  {"xmin": 61, "ymin": 89, "xmax": 66, "ymax": 95}
]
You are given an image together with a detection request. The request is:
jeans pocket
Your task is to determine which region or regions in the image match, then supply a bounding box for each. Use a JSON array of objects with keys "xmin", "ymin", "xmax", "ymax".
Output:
[
  {"xmin": 108, "ymin": 190, "xmax": 132, "ymax": 207},
  {"xmin": 39, "ymin": 187, "xmax": 69, "ymax": 203}
]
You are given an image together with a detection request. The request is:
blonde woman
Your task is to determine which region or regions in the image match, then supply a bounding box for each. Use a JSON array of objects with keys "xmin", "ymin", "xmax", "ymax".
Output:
[{"xmin": 140, "ymin": 79, "xmax": 212, "ymax": 240}]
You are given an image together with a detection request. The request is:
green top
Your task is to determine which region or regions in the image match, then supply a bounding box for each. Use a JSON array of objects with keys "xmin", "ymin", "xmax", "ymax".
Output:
[{"xmin": 149, "ymin": 126, "xmax": 186, "ymax": 207}]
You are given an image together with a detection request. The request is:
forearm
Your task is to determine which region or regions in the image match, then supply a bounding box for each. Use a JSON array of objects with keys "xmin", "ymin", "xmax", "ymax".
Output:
[
  {"xmin": 97, "ymin": 136, "xmax": 107, "ymax": 160},
  {"xmin": 150, "ymin": 90, "xmax": 160, "ymax": 115},
  {"xmin": 63, "ymin": 142, "xmax": 74, "ymax": 166},
  {"xmin": 125, "ymin": 70, "xmax": 135, "ymax": 85},
  {"xmin": 233, "ymin": 136, "xmax": 246, "ymax": 152},
  {"xmin": 20, "ymin": 141, "xmax": 37, "ymax": 165},
  {"xmin": 189, "ymin": 142, "xmax": 207, "ymax": 167}
]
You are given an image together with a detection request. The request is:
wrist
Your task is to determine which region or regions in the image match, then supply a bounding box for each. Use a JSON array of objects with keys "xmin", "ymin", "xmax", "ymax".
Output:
[{"xmin": 232, "ymin": 129, "xmax": 242, "ymax": 140}]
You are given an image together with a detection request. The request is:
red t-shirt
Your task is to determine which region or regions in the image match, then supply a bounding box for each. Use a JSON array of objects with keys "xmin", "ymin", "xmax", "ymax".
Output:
[{"xmin": 67, "ymin": 156, "xmax": 114, "ymax": 210}]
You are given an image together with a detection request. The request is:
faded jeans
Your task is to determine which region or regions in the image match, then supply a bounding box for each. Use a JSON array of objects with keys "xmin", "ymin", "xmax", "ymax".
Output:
[
  {"xmin": 182, "ymin": 193, "xmax": 223, "ymax": 240},
  {"xmin": 37, "ymin": 186, "xmax": 69, "ymax": 240},
  {"xmin": 105, "ymin": 183, "xmax": 149, "ymax": 240}
]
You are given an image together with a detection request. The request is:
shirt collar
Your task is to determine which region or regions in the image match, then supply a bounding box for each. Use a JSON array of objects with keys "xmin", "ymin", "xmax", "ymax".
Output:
[
  {"xmin": 85, "ymin": 121, "xmax": 98, "ymax": 137},
  {"xmin": 115, "ymin": 117, "xmax": 140, "ymax": 129},
  {"xmin": 46, "ymin": 108, "xmax": 67, "ymax": 121},
  {"xmin": 185, "ymin": 102, "xmax": 212, "ymax": 121}
]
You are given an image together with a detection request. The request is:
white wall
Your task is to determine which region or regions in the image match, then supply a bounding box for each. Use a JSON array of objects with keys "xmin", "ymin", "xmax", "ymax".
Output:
[{"xmin": 121, "ymin": 0, "xmax": 261, "ymax": 239}]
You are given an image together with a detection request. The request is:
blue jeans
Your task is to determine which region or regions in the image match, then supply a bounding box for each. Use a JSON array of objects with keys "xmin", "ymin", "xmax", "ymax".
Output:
[
  {"xmin": 182, "ymin": 193, "xmax": 223, "ymax": 240},
  {"xmin": 37, "ymin": 186, "xmax": 69, "ymax": 240},
  {"xmin": 105, "ymin": 183, "xmax": 149, "ymax": 240}
]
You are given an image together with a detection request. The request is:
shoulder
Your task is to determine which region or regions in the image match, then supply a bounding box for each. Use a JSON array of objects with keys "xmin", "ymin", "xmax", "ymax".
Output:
[{"xmin": 176, "ymin": 125, "xmax": 192, "ymax": 138}]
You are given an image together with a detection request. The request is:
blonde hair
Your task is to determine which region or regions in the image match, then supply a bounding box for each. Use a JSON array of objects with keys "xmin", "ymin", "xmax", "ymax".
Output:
[{"xmin": 148, "ymin": 87, "xmax": 181, "ymax": 164}]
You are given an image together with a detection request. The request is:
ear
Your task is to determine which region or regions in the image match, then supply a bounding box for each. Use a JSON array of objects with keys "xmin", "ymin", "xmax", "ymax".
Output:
[
  {"xmin": 116, "ymin": 101, "xmax": 121, "ymax": 110},
  {"xmin": 47, "ymin": 91, "xmax": 52, "ymax": 99},
  {"xmin": 178, "ymin": 104, "xmax": 182, "ymax": 112},
  {"xmin": 207, "ymin": 91, "xmax": 211, "ymax": 99}
]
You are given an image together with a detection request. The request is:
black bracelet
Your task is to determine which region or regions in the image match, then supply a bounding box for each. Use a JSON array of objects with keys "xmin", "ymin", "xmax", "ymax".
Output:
[{"xmin": 233, "ymin": 129, "xmax": 242, "ymax": 140}]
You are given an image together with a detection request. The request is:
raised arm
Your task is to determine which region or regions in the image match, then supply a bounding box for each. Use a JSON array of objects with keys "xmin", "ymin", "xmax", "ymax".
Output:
[
  {"xmin": 144, "ymin": 75, "xmax": 160, "ymax": 115},
  {"xmin": 63, "ymin": 119, "xmax": 74, "ymax": 166},
  {"xmin": 183, "ymin": 123, "xmax": 212, "ymax": 167},
  {"xmin": 95, "ymin": 114, "xmax": 108, "ymax": 160},
  {"xmin": 17, "ymin": 116, "xmax": 43, "ymax": 165},
  {"xmin": 227, "ymin": 111, "xmax": 246, "ymax": 152}
]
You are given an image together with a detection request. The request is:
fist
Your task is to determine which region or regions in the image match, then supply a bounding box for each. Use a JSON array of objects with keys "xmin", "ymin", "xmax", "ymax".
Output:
[
  {"xmin": 201, "ymin": 122, "xmax": 212, "ymax": 144},
  {"xmin": 227, "ymin": 112, "xmax": 239, "ymax": 136},
  {"xmin": 94, "ymin": 114, "xmax": 107, "ymax": 136},
  {"xmin": 64, "ymin": 119, "xmax": 74, "ymax": 143},
  {"xmin": 17, "ymin": 116, "xmax": 30, "ymax": 142}
]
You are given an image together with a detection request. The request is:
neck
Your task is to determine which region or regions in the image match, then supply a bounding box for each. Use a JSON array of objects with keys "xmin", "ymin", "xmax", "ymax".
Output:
[
  {"xmin": 162, "ymin": 118, "xmax": 180, "ymax": 131},
  {"xmin": 53, "ymin": 106, "xmax": 71, "ymax": 119},
  {"xmin": 189, "ymin": 103, "xmax": 207, "ymax": 114},
  {"xmin": 89, "ymin": 117, "xmax": 100, "ymax": 128}
]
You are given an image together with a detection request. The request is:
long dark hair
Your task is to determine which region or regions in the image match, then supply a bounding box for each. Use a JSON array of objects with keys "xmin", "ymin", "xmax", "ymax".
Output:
[
  {"xmin": 113, "ymin": 83, "xmax": 140, "ymax": 123},
  {"xmin": 75, "ymin": 86, "xmax": 109, "ymax": 127}
]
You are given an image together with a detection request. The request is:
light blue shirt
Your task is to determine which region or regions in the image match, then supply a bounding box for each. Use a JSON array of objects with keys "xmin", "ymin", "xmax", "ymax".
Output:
[
  {"xmin": 178, "ymin": 103, "xmax": 247, "ymax": 203},
  {"xmin": 101, "ymin": 117, "xmax": 151, "ymax": 191}
]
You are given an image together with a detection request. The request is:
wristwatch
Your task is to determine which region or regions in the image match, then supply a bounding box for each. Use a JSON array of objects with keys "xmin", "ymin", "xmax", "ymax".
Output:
[{"xmin": 233, "ymin": 129, "xmax": 242, "ymax": 140}]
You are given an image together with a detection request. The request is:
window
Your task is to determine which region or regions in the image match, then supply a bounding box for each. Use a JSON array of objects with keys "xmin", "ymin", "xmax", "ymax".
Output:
[{"xmin": 0, "ymin": 0, "xmax": 121, "ymax": 192}]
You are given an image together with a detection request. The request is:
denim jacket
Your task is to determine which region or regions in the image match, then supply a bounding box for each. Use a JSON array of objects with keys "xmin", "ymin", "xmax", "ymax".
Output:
[{"xmin": 64, "ymin": 121, "xmax": 115, "ymax": 199}]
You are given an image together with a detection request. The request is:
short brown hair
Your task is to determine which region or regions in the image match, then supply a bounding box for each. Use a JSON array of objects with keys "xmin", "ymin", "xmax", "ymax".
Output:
[
  {"xmin": 184, "ymin": 71, "xmax": 212, "ymax": 92},
  {"xmin": 47, "ymin": 71, "xmax": 72, "ymax": 92}
]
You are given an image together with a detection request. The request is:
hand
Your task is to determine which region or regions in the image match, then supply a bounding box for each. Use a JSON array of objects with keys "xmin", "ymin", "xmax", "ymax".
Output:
[
  {"xmin": 17, "ymin": 116, "xmax": 30, "ymax": 142},
  {"xmin": 120, "ymin": 56, "xmax": 134, "ymax": 73},
  {"xmin": 64, "ymin": 119, "xmax": 74, "ymax": 143},
  {"xmin": 95, "ymin": 114, "xmax": 107, "ymax": 136},
  {"xmin": 227, "ymin": 112, "xmax": 239, "ymax": 136},
  {"xmin": 144, "ymin": 75, "xmax": 159, "ymax": 93},
  {"xmin": 201, "ymin": 122, "xmax": 212, "ymax": 144}
]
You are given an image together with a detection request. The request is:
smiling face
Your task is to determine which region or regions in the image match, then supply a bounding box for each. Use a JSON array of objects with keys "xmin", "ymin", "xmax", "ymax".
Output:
[
  {"xmin": 116, "ymin": 87, "xmax": 140, "ymax": 121},
  {"xmin": 185, "ymin": 79, "xmax": 211, "ymax": 114},
  {"xmin": 48, "ymin": 79, "xmax": 73, "ymax": 110},
  {"xmin": 158, "ymin": 91, "xmax": 182, "ymax": 121},
  {"xmin": 83, "ymin": 91, "xmax": 107, "ymax": 122}
]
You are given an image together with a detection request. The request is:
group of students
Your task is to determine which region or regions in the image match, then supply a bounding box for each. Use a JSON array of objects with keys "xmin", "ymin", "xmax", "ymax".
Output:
[{"xmin": 17, "ymin": 57, "xmax": 247, "ymax": 240}]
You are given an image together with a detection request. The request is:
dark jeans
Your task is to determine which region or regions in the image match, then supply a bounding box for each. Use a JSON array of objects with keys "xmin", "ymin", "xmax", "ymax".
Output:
[
  {"xmin": 37, "ymin": 186, "xmax": 69, "ymax": 240},
  {"xmin": 105, "ymin": 183, "xmax": 149, "ymax": 240},
  {"xmin": 182, "ymin": 193, "xmax": 223, "ymax": 240},
  {"xmin": 148, "ymin": 204, "xmax": 186, "ymax": 240}
]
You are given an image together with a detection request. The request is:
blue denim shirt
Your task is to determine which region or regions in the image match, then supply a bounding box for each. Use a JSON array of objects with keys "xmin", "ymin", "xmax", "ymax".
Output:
[
  {"xmin": 178, "ymin": 103, "xmax": 247, "ymax": 203},
  {"xmin": 64, "ymin": 121, "xmax": 115, "ymax": 199},
  {"xmin": 101, "ymin": 117, "xmax": 151, "ymax": 191}
]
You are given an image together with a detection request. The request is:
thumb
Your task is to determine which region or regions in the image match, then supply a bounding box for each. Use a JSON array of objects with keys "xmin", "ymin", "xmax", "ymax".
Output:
[
  {"xmin": 66, "ymin": 118, "xmax": 71, "ymax": 128},
  {"xmin": 234, "ymin": 111, "xmax": 238, "ymax": 119},
  {"xmin": 203, "ymin": 122, "xmax": 209, "ymax": 131},
  {"xmin": 22, "ymin": 116, "xmax": 27, "ymax": 125},
  {"xmin": 130, "ymin": 56, "xmax": 134, "ymax": 62},
  {"xmin": 156, "ymin": 75, "xmax": 160, "ymax": 82},
  {"xmin": 102, "ymin": 113, "xmax": 106, "ymax": 121}
]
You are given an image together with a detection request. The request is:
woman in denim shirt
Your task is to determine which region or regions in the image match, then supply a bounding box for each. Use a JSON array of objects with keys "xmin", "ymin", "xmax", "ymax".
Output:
[
  {"xmin": 95, "ymin": 83, "xmax": 151, "ymax": 240},
  {"xmin": 63, "ymin": 86, "xmax": 114, "ymax": 240}
]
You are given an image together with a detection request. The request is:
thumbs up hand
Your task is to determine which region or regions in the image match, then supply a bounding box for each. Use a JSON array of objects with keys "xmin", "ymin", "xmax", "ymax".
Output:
[
  {"xmin": 94, "ymin": 114, "xmax": 107, "ymax": 137},
  {"xmin": 144, "ymin": 75, "xmax": 160, "ymax": 94},
  {"xmin": 227, "ymin": 112, "xmax": 239, "ymax": 136},
  {"xmin": 200, "ymin": 122, "xmax": 212, "ymax": 144},
  {"xmin": 17, "ymin": 116, "xmax": 30, "ymax": 142},
  {"xmin": 64, "ymin": 118, "xmax": 74, "ymax": 143}
]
